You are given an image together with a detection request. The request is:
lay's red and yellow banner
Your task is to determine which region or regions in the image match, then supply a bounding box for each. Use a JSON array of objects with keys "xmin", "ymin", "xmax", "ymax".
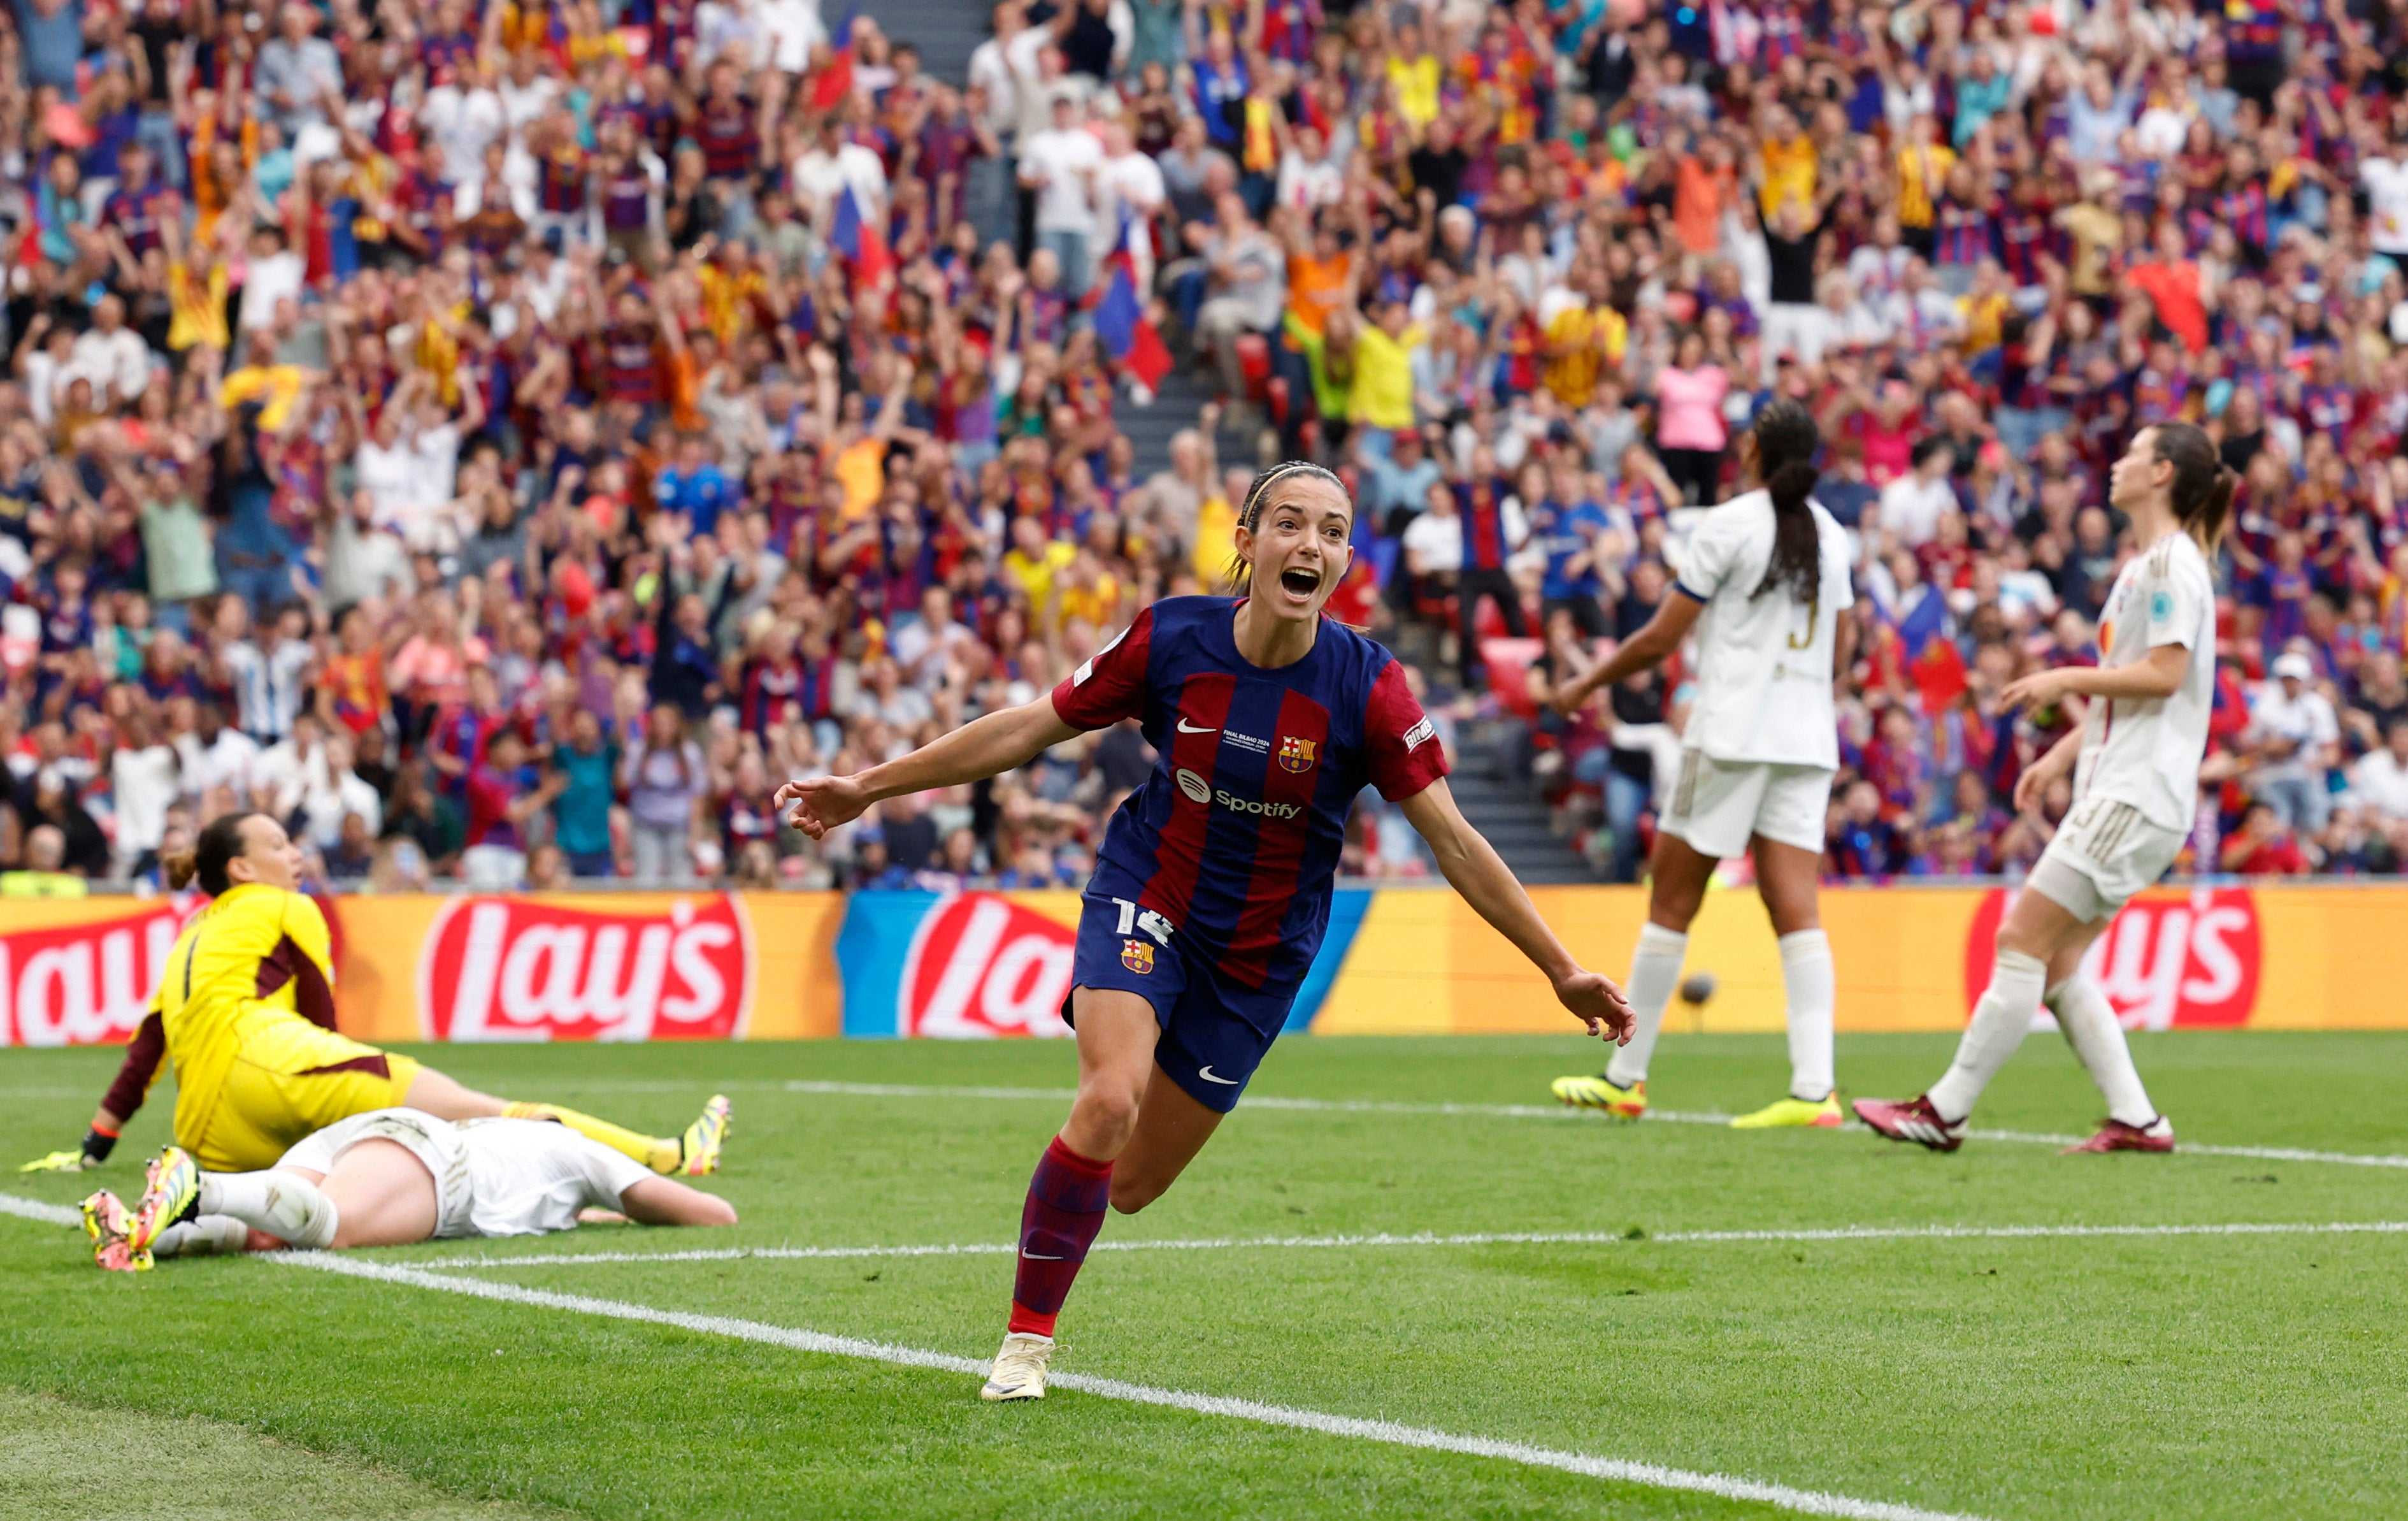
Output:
[{"xmin": 0, "ymin": 884, "xmax": 2402, "ymax": 1048}]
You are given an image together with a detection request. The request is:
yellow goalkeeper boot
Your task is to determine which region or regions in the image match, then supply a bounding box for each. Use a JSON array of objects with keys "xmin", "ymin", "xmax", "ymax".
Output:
[
  {"xmin": 677, "ymin": 1094, "xmax": 733, "ymax": 1176},
  {"xmin": 1551, "ymin": 1074, "xmax": 1647, "ymax": 1120},
  {"xmin": 1730, "ymin": 1093, "xmax": 1845, "ymax": 1129},
  {"xmin": 82, "ymin": 1188, "xmax": 147, "ymax": 1272},
  {"xmin": 124, "ymin": 1146, "xmax": 199, "ymax": 1260}
]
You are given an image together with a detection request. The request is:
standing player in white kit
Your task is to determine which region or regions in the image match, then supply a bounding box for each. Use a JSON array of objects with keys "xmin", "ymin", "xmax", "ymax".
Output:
[
  {"xmin": 1545, "ymin": 400, "xmax": 1858, "ymax": 1128},
  {"xmin": 1857, "ymin": 422, "xmax": 2235, "ymax": 1153}
]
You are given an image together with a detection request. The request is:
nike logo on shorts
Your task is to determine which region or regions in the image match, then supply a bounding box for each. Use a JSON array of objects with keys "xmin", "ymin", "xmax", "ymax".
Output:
[
  {"xmin": 1198, "ymin": 1065, "xmax": 1238, "ymax": 1085},
  {"xmin": 1021, "ymin": 1251, "xmax": 1064, "ymax": 1260},
  {"xmin": 1176, "ymin": 718, "xmax": 1219, "ymax": 734}
]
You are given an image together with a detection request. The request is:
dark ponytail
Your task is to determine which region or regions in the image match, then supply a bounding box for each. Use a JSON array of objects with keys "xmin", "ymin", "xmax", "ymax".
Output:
[
  {"xmin": 1224, "ymin": 460, "xmax": 1349, "ymax": 596},
  {"xmin": 166, "ymin": 812, "xmax": 257, "ymax": 897},
  {"xmin": 2146, "ymin": 422, "xmax": 2237, "ymax": 553},
  {"xmin": 1749, "ymin": 399, "xmax": 1823, "ymax": 603}
]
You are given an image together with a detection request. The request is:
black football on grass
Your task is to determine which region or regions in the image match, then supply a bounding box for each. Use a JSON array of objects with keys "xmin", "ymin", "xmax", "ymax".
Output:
[{"xmin": 1679, "ymin": 973, "xmax": 1717, "ymax": 1006}]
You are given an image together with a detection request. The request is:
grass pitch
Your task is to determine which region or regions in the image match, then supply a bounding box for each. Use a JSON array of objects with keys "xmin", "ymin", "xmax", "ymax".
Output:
[{"xmin": 4, "ymin": 1031, "xmax": 2405, "ymax": 1521}]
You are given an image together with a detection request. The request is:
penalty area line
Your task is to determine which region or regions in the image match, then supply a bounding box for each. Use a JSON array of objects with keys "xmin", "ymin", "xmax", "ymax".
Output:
[
  {"xmin": 0, "ymin": 1193, "xmax": 80, "ymax": 1227},
  {"xmin": 412, "ymin": 1217, "xmax": 2408, "ymax": 1271},
  {"xmin": 266, "ymin": 1248, "xmax": 1991, "ymax": 1521}
]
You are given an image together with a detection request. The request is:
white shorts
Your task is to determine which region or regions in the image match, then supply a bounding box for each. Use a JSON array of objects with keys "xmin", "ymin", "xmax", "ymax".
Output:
[
  {"xmin": 2028, "ymin": 795, "xmax": 2187, "ymax": 923},
  {"xmin": 278, "ymin": 1108, "xmax": 651, "ymax": 1239},
  {"xmin": 1660, "ymin": 751, "xmax": 1835, "ymax": 860},
  {"xmin": 278, "ymin": 1108, "xmax": 477, "ymax": 1239}
]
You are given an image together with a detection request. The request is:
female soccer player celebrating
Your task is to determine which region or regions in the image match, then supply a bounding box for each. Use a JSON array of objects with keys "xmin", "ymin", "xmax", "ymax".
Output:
[
  {"xmin": 1544, "ymin": 400, "xmax": 1858, "ymax": 1128},
  {"xmin": 1856, "ymin": 423, "xmax": 2233, "ymax": 1153},
  {"xmin": 45, "ymin": 811, "xmax": 729, "ymax": 1267},
  {"xmin": 777, "ymin": 461, "xmax": 1632, "ymax": 1402}
]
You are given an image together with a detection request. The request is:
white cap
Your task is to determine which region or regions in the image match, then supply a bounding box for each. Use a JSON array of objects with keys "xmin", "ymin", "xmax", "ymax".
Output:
[{"xmin": 2272, "ymin": 652, "xmax": 2312, "ymax": 681}]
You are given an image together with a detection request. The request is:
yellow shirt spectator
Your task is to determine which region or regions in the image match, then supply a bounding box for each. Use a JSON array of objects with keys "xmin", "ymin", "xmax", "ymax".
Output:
[
  {"xmin": 1895, "ymin": 142, "xmax": 1955, "ymax": 229},
  {"xmin": 1959, "ymin": 290, "xmax": 2009, "ymax": 354},
  {"xmin": 1005, "ymin": 538, "xmax": 1079, "ymax": 621},
  {"xmin": 219, "ymin": 363, "xmax": 308, "ymax": 431},
  {"xmin": 168, "ymin": 261, "xmax": 231, "ymax": 353},
  {"xmin": 1349, "ymin": 321, "xmax": 1424, "ymax": 431},
  {"xmin": 1190, "ymin": 493, "xmax": 1240, "ymax": 586},
  {"xmin": 1542, "ymin": 302, "xmax": 1626, "ymax": 409},
  {"xmin": 1386, "ymin": 54, "xmax": 1440, "ymax": 128},
  {"xmin": 1759, "ymin": 134, "xmax": 1817, "ymax": 219}
]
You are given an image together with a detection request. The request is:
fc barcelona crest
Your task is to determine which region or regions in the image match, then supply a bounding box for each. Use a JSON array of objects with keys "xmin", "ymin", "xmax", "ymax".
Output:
[
  {"xmin": 1121, "ymin": 939, "xmax": 1155, "ymax": 974},
  {"xmin": 1277, "ymin": 736, "xmax": 1318, "ymax": 774}
]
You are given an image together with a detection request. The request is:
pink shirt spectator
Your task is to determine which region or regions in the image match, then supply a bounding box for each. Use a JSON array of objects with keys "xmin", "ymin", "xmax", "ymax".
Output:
[{"xmin": 1653, "ymin": 364, "xmax": 1731, "ymax": 452}]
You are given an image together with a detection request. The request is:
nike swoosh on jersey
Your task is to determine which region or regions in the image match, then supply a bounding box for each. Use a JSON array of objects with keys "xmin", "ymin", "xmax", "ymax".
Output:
[
  {"xmin": 1176, "ymin": 718, "xmax": 1219, "ymax": 735},
  {"xmin": 1197, "ymin": 1065, "xmax": 1239, "ymax": 1085}
]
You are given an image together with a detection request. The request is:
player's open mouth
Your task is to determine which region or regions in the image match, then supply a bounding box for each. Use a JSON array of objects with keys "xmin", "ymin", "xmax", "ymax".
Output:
[{"xmin": 1277, "ymin": 566, "xmax": 1321, "ymax": 601}]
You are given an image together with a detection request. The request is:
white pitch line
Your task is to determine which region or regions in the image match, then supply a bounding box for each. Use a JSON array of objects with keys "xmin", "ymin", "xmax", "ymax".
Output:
[
  {"xmin": 0, "ymin": 1192, "xmax": 80, "ymax": 1227},
  {"xmin": 782, "ymin": 1080, "xmax": 2408, "ymax": 1169},
  {"xmin": 413, "ymin": 1217, "xmax": 2408, "ymax": 1271},
  {"xmin": 266, "ymin": 1248, "xmax": 1990, "ymax": 1521}
]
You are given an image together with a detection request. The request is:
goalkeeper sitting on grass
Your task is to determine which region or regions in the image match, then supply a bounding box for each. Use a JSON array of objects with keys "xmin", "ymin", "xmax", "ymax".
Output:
[
  {"xmin": 83, "ymin": 1108, "xmax": 737, "ymax": 1268},
  {"xmin": 20, "ymin": 811, "xmax": 730, "ymax": 1184}
]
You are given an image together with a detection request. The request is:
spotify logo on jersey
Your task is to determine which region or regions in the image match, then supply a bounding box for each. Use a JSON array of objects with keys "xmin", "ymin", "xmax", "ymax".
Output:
[{"xmin": 1176, "ymin": 768, "xmax": 1212, "ymax": 804}]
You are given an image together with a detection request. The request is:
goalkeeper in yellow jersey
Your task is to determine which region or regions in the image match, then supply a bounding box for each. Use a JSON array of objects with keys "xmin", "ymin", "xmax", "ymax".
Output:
[{"xmin": 20, "ymin": 812, "xmax": 731, "ymax": 1193}]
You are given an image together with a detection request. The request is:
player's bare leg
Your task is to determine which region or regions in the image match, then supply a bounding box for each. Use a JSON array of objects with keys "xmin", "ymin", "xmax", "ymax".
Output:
[
  {"xmin": 1107, "ymin": 1069, "xmax": 1224, "ymax": 1215},
  {"xmin": 1555, "ymin": 832, "xmax": 1715, "ymax": 1118},
  {"xmin": 403, "ymin": 1066, "xmax": 720, "ymax": 1176},
  {"xmin": 305, "ymin": 1141, "xmax": 442, "ymax": 1248},
  {"xmin": 1729, "ymin": 837, "xmax": 1842, "ymax": 1128},
  {"xmin": 986, "ymin": 988, "xmax": 1159, "ymax": 1402}
]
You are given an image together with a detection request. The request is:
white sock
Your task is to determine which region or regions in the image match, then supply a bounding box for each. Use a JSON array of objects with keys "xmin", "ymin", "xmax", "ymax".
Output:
[
  {"xmin": 152, "ymin": 1215, "xmax": 251, "ymax": 1258},
  {"xmin": 1926, "ymin": 948, "xmax": 2049, "ymax": 1123},
  {"xmin": 1605, "ymin": 923, "xmax": 1688, "ymax": 1088},
  {"xmin": 1778, "ymin": 928, "xmax": 1835, "ymax": 1101},
  {"xmin": 2047, "ymin": 976, "xmax": 2158, "ymax": 1128},
  {"xmin": 197, "ymin": 1171, "xmax": 340, "ymax": 1250}
]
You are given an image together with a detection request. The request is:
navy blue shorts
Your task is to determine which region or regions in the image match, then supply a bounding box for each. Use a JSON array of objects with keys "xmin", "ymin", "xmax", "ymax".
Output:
[{"xmin": 1062, "ymin": 891, "xmax": 1295, "ymax": 1114}]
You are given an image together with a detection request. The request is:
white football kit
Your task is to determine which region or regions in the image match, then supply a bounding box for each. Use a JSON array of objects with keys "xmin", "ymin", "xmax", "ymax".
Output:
[
  {"xmin": 2031, "ymin": 530, "xmax": 2217, "ymax": 921},
  {"xmin": 1663, "ymin": 490, "xmax": 1855, "ymax": 858},
  {"xmin": 278, "ymin": 1107, "xmax": 654, "ymax": 1239}
]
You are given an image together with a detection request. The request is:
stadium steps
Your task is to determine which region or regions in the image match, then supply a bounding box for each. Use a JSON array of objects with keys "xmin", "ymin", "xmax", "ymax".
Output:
[
  {"xmin": 1445, "ymin": 729, "xmax": 1601, "ymax": 885},
  {"xmin": 872, "ymin": 0, "xmax": 988, "ymax": 85}
]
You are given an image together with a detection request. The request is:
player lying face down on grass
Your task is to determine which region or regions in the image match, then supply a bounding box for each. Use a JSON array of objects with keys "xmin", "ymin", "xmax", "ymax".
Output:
[
  {"xmin": 80, "ymin": 1108, "xmax": 737, "ymax": 1269},
  {"xmin": 20, "ymin": 812, "xmax": 731, "ymax": 1186},
  {"xmin": 777, "ymin": 462, "xmax": 1635, "ymax": 1403},
  {"xmin": 1542, "ymin": 400, "xmax": 1858, "ymax": 1129},
  {"xmin": 1854, "ymin": 422, "xmax": 2236, "ymax": 1156}
]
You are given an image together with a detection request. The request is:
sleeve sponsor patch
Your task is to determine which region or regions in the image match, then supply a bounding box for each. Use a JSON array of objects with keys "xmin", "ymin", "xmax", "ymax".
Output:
[{"xmin": 1401, "ymin": 716, "xmax": 1435, "ymax": 751}]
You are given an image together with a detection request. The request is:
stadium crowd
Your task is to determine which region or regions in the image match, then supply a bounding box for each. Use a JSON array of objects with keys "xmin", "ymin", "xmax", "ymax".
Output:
[{"xmin": 1, "ymin": 0, "xmax": 2407, "ymax": 895}]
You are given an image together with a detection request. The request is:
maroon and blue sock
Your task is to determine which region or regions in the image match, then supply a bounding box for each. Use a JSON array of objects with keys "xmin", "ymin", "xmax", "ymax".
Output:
[{"xmin": 1007, "ymin": 1135, "xmax": 1114, "ymax": 1337}]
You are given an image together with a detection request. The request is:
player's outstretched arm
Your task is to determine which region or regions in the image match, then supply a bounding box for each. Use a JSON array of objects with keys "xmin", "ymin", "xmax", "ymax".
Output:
[
  {"xmin": 23, "ymin": 1009, "xmax": 164, "ymax": 1172},
  {"xmin": 775, "ymin": 696, "xmax": 1083, "ymax": 838},
  {"xmin": 1398, "ymin": 779, "xmax": 1635, "ymax": 1044},
  {"xmin": 1552, "ymin": 591, "xmax": 1704, "ymax": 717},
  {"xmin": 618, "ymin": 1176, "xmax": 740, "ymax": 1227}
]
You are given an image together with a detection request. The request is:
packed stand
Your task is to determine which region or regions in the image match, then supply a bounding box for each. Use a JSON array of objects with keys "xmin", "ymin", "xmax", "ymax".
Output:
[{"xmin": 1, "ymin": 0, "xmax": 2407, "ymax": 895}]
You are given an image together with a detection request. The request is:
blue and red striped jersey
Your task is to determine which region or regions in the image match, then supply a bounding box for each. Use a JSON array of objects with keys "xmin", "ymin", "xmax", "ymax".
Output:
[{"xmin": 1051, "ymin": 597, "xmax": 1449, "ymax": 994}]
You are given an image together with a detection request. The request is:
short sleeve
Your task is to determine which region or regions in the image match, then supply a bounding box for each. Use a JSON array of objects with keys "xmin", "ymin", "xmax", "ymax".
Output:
[
  {"xmin": 1050, "ymin": 605, "xmax": 1155, "ymax": 730},
  {"xmin": 2141, "ymin": 557, "xmax": 2206, "ymax": 651},
  {"xmin": 1364, "ymin": 658, "xmax": 1449, "ymax": 802},
  {"xmin": 1675, "ymin": 508, "xmax": 1742, "ymax": 603}
]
